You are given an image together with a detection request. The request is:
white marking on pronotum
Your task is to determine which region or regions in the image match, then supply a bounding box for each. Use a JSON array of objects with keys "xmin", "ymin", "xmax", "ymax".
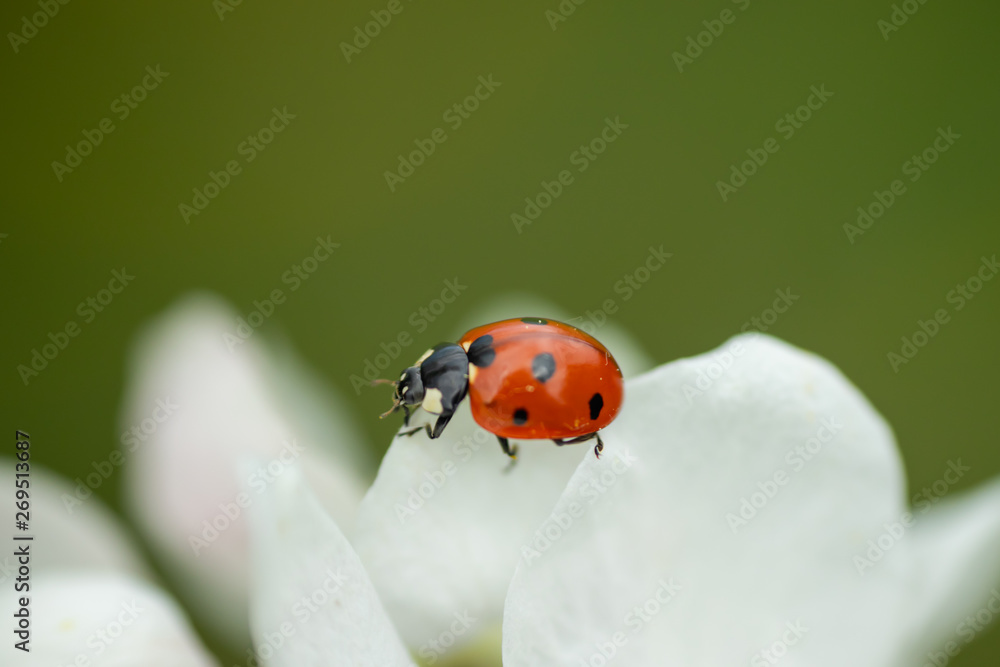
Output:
[
  {"xmin": 415, "ymin": 348, "xmax": 435, "ymax": 365},
  {"xmin": 468, "ymin": 365, "xmax": 479, "ymax": 383},
  {"xmin": 461, "ymin": 340, "xmax": 472, "ymax": 352},
  {"xmin": 422, "ymin": 388, "xmax": 444, "ymax": 414}
]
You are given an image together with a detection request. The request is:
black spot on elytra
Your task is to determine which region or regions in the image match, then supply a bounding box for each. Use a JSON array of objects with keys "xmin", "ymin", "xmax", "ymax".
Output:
[
  {"xmin": 467, "ymin": 335, "xmax": 495, "ymax": 367},
  {"xmin": 531, "ymin": 352, "xmax": 556, "ymax": 383},
  {"xmin": 521, "ymin": 317, "xmax": 548, "ymax": 325},
  {"xmin": 513, "ymin": 408, "xmax": 528, "ymax": 425},
  {"xmin": 588, "ymin": 393, "xmax": 604, "ymax": 420}
]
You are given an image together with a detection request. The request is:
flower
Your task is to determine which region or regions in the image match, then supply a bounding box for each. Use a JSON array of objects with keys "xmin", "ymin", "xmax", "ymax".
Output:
[
  {"xmin": 0, "ymin": 460, "xmax": 217, "ymax": 666},
  {"xmin": 118, "ymin": 292, "xmax": 651, "ymax": 657},
  {"xmin": 500, "ymin": 335, "xmax": 1000, "ymax": 665},
  {"xmin": 240, "ymin": 328, "xmax": 1000, "ymax": 665},
  {"xmin": 119, "ymin": 294, "xmax": 374, "ymax": 646},
  {"xmin": 35, "ymin": 293, "xmax": 1000, "ymax": 666}
]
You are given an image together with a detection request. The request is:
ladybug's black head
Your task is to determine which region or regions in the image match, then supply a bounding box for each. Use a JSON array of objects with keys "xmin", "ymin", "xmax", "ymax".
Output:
[
  {"xmin": 394, "ymin": 366, "xmax": 425, "ymax": 406},
  {"xmin": 376, "ymin": 343, "xmax": 469, "ymax": 424},
  {"xmin": 375, "ymin": 366, "xmax": 423, "ymax": 419}
]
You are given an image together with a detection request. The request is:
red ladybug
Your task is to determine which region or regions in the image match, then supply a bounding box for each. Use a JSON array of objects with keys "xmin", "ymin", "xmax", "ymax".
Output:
[{"xmin": 376, "ymin": 317, "xmax": 624, "ymax": 459}]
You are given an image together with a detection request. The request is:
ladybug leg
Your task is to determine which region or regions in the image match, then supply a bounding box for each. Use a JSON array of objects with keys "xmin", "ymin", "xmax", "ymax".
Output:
[
  {"xmin": 397, "ymin": 423, "xmax": 433, "ymax": 439},
  {"xmin": 401, "ymin": 405, "xmax": 412, "ymax": 427},
  {"xmin": 397, "ymin": 412, "xmax": 454, "ymax": 439},
  {"xmin": 429, "ymin": 413, "xmax": 453, "ymax": 439},
  {"xmin": 552, "ymin": 433, "xmax": 604, "ymax": 459},
  {"xmin": 497, "ymin": 436, "xmax": 518, "ymax": 460}
]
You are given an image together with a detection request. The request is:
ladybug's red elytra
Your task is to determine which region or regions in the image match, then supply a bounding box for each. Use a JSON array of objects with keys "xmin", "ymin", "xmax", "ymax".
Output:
[{"xmin": 376, "ymin": 317, "xmax": 624, "ymax": 459}]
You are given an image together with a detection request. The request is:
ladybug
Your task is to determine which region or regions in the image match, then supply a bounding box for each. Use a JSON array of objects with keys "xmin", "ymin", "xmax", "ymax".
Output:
[{"xmin": 376, "ymin": 317, "xmax": 624, "ymax": 459}]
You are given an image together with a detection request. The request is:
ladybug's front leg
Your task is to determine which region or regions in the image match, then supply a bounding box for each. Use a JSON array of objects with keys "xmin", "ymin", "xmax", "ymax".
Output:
[
  {"xmin": 397, "ymin": 423, "xmax": 433, "ymax": 439},
  {"xmin": 429, "ymin": 412, "xmax": 453, "ymax": 439},
  {"xmin": 397, "ymin": 412, "xmax": 453, "ymax": 439}
]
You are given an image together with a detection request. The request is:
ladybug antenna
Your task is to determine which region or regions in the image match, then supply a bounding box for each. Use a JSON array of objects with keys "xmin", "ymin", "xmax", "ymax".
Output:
[
  {"xmin": 372, "ymin": 378, "xmax": 402, "ymax": 419},
  {"xmin": 379, "ymin": 404, "xmax": 400, "ymax": 419}
]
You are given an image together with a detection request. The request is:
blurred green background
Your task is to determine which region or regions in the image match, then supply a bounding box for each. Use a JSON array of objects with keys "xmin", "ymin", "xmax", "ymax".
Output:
[{"xmin": 2, "ymin": 0, "xmax": 999, "ymax": 664}]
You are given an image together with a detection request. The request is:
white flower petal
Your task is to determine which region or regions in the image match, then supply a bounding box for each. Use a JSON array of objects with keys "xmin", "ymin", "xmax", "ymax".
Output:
[
  {"xmin": 0, "ymin": 459, "xmax": 148, "ymax": 582},
  {"xmin": 503, "ymin": 334, "xmax": 921, "ymax": 666},
  {"xmin": 121, "ymin": 293, "xmax": 371, "ymax": 646},
  {"xmin": 890, "ymin": 477, "xmax": 1000, "ymax": 664},
  {"xmin": 2, "ymin": 573, "xmax": 218, "ymax": 666},
  {"xmin": 247, "ymin": 463, "xmax": 414, "ymax": 667}
]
